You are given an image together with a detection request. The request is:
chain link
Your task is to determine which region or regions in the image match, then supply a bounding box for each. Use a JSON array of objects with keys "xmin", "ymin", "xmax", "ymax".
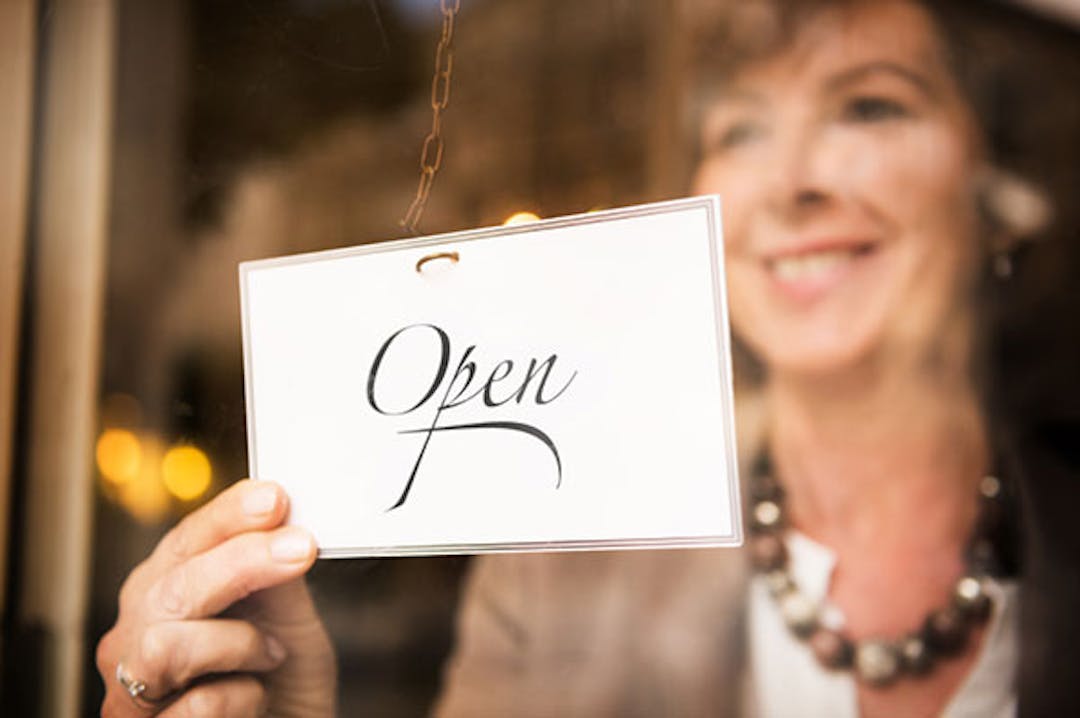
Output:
[{"xmin": 401, "ymin": 1, "xmax": 461, "ymax": 235}]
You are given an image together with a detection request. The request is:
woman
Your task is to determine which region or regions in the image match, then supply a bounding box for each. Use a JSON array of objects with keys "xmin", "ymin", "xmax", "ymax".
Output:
[{"xmin": 96, "ymin": 0, "xmax": 1075, "ymax": 715}]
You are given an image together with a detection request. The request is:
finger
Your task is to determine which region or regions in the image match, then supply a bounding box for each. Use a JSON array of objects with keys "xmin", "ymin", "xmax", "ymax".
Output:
[
  {"xmin": 237, "ymin": 574, "xmax": 324, "ymax": 627},
  {"xmin": 147, "ymin": 526, "xmax": 317, "ymax": 622},
  {"xmin": 129, "ymin": 619, "xmax": 286, "ymax": 699},
  {"xmin": 158, "ymin": 675, "xmax": 266, "ymax": 718},
  {"xmin": 150, "ymin": 480, "xmax": 289, "ymax": 572}
]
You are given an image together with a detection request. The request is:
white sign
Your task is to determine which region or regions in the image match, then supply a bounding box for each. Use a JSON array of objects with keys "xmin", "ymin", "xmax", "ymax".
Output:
[{"xmin": 240, "ymin": 195, "xmax": 742, "ymax": 557}]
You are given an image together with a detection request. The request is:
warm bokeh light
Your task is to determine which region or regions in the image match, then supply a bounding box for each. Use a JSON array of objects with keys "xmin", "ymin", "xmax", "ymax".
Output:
[
  {"xmin": 118, "ymin": 435, "xmax": 170, "ymax": 525},
  {"xmin": 161, "ymin": 445, "xmax": 213, "ymax": 501},
  {"xmin": 95, "ymin": 429, "xmax": 142, "ymax": 485},
  {"xmin": 503, "ymin": 211, "xmax": 541, "ymax": 225}
]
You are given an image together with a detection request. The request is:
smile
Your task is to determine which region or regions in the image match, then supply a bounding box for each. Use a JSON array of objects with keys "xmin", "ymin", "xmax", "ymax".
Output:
[{"xmin": 762, "ymin": 243, "xmax": 878, "ymax": 300}]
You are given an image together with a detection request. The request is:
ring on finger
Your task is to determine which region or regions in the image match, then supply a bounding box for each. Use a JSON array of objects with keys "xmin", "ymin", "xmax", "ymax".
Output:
[{"xmin": 116, "ymin": 661, "xmax": 173, "ymax": 710}]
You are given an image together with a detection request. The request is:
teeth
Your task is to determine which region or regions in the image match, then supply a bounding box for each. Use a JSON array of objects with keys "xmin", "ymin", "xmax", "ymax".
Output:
[{"xmin": 770, "ymin": 249, "xmax": 854, "ymax": 281}]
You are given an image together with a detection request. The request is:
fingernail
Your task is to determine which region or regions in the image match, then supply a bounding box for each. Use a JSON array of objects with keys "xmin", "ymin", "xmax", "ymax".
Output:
[
  {"xmin": 243, "ymin": 484, "xmax": 278, "ymax": 517},
  {"xmin": 270, "ymin": 529, "xmax": 314, "ymax": 562},
  {"xmin": 266, "ymin": 635, "xmax": 287, "ymax": 663}
]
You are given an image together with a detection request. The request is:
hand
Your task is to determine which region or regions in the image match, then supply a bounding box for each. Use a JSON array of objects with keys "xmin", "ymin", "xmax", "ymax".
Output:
[{"xmin": 96, "ymin": 480, "xmax": 336, "ymax": 717}]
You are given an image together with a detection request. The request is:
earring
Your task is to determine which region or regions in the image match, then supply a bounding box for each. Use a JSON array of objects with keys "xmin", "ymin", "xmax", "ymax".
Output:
[
  {"xmin": 976, "ymin": 166, "xmax": 1051, "ymax": 283},
  {"xmin": 993, "ymin": 251, "xmax": 1013, "ymax": 279}
]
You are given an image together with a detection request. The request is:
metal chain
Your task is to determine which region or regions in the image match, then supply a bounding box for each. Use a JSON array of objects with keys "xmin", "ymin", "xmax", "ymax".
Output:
[{"xmin": 401, "ymin": 0, "xmax": 461, "ymax": 235}]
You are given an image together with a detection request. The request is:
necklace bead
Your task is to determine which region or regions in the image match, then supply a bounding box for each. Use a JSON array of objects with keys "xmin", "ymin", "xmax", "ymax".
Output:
[
  {"xmin": 954, "ymin": 576, "xmax": 992, "ymax": 621},
  {"xmin": 924, "ymin": 605, "xmax": 969, "ymax": 656},
  {"xmin": 979, "ymin": 475, "xmax": 1002, "ymax": 499},
  {"xmin": 762, "ymin": 569, "xmax": 795, "ymax": 598},
  {"xmin": 854, "ymin": 640, "xmax": 901, "ymax": 686},
  {"xmin": 750, "ymin": 533, "xmax": 787, "ymax": 572},
  {"xmin": 966, "ymin": 538, "xmax": 1003, "ymax": 577},
  {"xmin": 752, "ymin": 500, "xmax": 782, "ymax": 530},
  {"xmin": 899, "ymin": 634, "xmax": 933, "ymax": 674},
  {"xmin": 810, "ymin": 629, "xmax": 854, "ymax": 669},
  {"xmin": 779, "ymin": 591, "xmax": 818, "ymax": 637}
]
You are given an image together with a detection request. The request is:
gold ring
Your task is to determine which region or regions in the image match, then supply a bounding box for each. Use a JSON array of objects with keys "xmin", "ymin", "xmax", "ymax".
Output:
[{"xmin": 415, "ymin": 251, "xmax": 459, "ymax": 273}]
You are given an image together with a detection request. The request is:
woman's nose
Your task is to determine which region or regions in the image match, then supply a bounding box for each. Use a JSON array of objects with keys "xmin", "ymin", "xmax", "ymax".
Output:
[{"xmin": 763, "ymin": 126, "xmax": 836, "ymax": 220}]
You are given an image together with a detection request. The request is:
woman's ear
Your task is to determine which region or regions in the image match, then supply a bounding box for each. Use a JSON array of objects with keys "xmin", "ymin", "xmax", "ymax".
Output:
[{"xmin": 976, "ymin": 164, "xmax": 1054, "ymax": 250}]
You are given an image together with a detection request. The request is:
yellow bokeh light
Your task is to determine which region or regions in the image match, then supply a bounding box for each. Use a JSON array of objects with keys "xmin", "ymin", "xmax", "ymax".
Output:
[
  {"xmin": 96, "ymin": 429, "xmax": 142, "ymax": 485},
  {"xmin": 503, "ymin": 211, "xmax": 541, "ymax": 226},
  {"xmin": 118, "ymin": 435, "xmax": 170, "ymax": 525},
  {"xmin": 161, "ymin": 445, "xmax": 212, "ymax": 501}
]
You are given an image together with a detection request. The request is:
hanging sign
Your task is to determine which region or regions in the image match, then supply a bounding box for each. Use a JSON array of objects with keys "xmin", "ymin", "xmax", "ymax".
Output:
[{"xmin": 240, "ymin": 195, "xmax": 742, "ymax": 557}]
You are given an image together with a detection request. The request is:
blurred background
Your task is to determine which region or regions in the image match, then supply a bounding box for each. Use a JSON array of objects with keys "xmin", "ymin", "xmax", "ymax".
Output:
[{"xmin": 0, "ymin": 0, "xmax": 1077, "ymax": 716}]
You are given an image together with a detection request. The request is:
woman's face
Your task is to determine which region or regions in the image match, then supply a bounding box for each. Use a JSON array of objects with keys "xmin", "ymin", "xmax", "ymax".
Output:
[{"xmin": 693, "ymin": 0, "xmax": 982, "ymax": 377}]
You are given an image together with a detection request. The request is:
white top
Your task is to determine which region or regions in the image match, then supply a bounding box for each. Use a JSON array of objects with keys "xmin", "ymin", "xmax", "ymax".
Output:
[{"xmin": 749, "ymin": 531, "xmax": 1019, "ymax": 718}]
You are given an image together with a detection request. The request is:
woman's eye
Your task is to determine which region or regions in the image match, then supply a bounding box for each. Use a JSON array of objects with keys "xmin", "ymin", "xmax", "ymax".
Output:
[
  {"xmin": 842, "ymin": 96, "xmax": 909, "ymax": 122},
  {"xmin": 709, "ymin": 121, "xmax": 764, "ymax": 152}
]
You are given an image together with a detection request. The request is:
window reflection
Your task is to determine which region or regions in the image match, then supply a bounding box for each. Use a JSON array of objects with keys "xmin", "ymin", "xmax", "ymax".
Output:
[{"xmin": 0, "ymin": 0, "xmax": 1070, "ymax": 715}]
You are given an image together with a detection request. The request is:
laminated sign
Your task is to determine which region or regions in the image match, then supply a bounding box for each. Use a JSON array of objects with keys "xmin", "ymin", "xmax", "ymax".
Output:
[{"xmin": 240, "ymin": 195, "xmax": 743, "ymax": 556}]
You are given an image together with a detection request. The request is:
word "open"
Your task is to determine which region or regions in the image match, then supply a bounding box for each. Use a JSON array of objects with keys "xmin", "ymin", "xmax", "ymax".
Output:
[{"xmin": 367, "ymin": 323, "xmax": 577, "ymax": 511}]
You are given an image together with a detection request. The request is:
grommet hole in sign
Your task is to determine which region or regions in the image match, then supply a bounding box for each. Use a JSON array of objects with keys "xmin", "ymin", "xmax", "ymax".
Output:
[{"xmin": 415, "ymin": 251, "xmax": 459, "ymax": 276}]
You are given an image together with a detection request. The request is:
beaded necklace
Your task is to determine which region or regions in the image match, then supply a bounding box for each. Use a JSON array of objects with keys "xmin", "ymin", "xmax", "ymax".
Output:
[{"xmin": 748, "ymin": 451, "xmax": 1019, "ymax": 686}]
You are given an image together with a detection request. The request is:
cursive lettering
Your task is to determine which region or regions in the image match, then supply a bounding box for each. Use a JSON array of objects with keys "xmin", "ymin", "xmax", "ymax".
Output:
[{"xmin": 367, "ymin": 323, "xmax": 577, "ymax": 511}]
